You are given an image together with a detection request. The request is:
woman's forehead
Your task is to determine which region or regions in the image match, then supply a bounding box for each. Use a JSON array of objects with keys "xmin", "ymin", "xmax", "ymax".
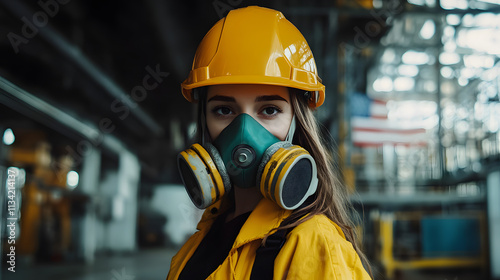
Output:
[{"xmin": 207, "ymin": 84, "xmax": 289, "ymax": 100}]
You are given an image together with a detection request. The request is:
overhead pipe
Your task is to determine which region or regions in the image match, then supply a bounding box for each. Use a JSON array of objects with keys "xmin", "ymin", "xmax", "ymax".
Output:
[
  {"xmin": 145, "ymin": 0, "xmax": 191, "ymax": 81},
  {"xmin": 0, "ymin": 0, "xmax": 164, "ymax": 137},
  {"xmin": 0, "ymin": 76, "xmax": 124, "ymax": 155}
]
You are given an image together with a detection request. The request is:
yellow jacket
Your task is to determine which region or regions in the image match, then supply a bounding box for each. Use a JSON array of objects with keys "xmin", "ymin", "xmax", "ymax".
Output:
[{"xmin": 167, "ymin": 198, "xmax": 371, "ymax": 280}]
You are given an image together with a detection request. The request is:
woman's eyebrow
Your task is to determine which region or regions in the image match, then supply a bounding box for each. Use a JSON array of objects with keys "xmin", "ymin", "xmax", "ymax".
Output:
[
  {"xmin": 255, "ymin": 95, "xmax": 288, "ymax": 103},
  {"xmin": 207, "ymin": 95, "xmax": 236, "ymax": 102}
]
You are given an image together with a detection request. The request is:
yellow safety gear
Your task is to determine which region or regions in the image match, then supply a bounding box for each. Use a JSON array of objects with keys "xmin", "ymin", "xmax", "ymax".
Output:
[
  {"xmin": 177, "ymin": 114, "xmax": 318, "ymax": 210},
  {"xmin": 167, "ymin": 198, "xmax": 372, "ymax": 279},
  {"xmin": 181, "ymin": 6, "xmax": 325, "ymax": 108}
]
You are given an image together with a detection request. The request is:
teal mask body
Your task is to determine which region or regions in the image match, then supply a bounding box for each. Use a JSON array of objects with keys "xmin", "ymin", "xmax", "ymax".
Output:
[
  {"xmin": 177, "ymin": 113, "xmax": 318, "ymax": 210},
  {"xmin": 213, "ymin": 114, "xmax": 279, "ymax": 189}
]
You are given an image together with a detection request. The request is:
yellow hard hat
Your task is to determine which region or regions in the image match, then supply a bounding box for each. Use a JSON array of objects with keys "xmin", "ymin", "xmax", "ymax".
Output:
[{"xmin": 181, "ymin": 6, "xmax": 325, "ymax": 108}]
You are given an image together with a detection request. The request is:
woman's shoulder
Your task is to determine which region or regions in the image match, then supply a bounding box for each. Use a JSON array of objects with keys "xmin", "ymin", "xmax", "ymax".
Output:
[
  {"xmin": 280, "ymin": 214, "xmax": 371, "ymax": 279},
  {"xmin": 288, "ymin": 214, "xmax": 352, "ymax": 247}
]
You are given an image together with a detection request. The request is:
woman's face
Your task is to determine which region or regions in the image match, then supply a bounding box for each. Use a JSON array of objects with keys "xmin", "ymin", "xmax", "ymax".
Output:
[{"xmin": 206, "ymin": 84, "xmax": 293, "ymax": 141}]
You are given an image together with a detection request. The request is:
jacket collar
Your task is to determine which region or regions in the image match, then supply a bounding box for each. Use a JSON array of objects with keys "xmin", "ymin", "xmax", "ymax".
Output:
[
  {"xmin": 196, "ymin": 199, "xmax": 226, "ymax": 231},
  {"xmin": 233, "ymin": 198, "xmax": 292, "ymax": 248},
  {"xmin": 196, "ymin": 198, "xmax": 292, "ymax": 248}
]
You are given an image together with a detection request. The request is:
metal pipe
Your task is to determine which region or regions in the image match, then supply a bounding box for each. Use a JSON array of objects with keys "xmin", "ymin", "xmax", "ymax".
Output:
[
  {"xmin": 0, "ymin": 0, "xmax": 164, "ymax": 137},
  {"xmin": 0, "ymin": 76, "xmax": 124, "ymax": 154},
  {"xmin": 145, "ymin": 0, "xmax": 190, "ymax": 80}
]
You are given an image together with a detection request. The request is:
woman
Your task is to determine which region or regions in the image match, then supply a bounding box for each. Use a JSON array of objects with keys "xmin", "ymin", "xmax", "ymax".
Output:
[{"xmin": 168, "ymin": 6, "xmax": 372, "ymax": 280}]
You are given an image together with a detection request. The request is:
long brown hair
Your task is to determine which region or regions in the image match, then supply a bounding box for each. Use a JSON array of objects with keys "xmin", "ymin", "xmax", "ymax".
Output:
[
  {"xmin": 195, "ymin": 87, "xmax": 371, "ymax": 276},
  {"xmin": 275, "ymin": 88, "xmax": 372, "ymax": 276}
]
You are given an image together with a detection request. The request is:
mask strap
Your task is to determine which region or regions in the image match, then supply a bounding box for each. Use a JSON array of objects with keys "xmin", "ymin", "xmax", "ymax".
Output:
[
  {"xmin": 285, "ymin": 115, "xmax": 296, "ymax": 143},
  {"xmin": 196, "ymin": 88, "xmax": 208, "ymax": 146},
  {"xmin": 201, "ymin": 106, "xmax": 206, "ymax": 146}
]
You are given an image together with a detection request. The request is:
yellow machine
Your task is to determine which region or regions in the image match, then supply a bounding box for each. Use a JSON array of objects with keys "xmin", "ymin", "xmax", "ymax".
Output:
[
  {"xmin": 6, "ymin": 130, "xmax": 73, "ymax": 261},
  {"xmin": 375, "ymin": 211, "xmax": 488, "ymax": 279}
]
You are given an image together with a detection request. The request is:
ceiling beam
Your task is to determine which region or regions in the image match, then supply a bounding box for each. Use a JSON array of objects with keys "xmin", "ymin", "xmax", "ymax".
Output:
[
  {"xmin": 0, "ymin": 76, "xmax": 125, "ymax": 155},
  {"xmin": 1, "ymin": 0, "xmax": 164, "ymax": 137}
]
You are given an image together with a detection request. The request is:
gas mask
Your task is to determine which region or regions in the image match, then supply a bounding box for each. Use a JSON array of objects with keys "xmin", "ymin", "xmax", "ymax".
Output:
[{"xmin": 177, "ymin": 114, "xmax": 318, "ymax": 210}]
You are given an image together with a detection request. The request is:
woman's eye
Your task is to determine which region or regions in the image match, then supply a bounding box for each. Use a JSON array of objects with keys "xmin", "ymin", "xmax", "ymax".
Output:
[
  {"xmin": 261, "ymin": 106, "xmax": 281, "ymax": 116},
  {"xmin": 213, "ymin": 107, "xmax": 232, "ymax": 116}
]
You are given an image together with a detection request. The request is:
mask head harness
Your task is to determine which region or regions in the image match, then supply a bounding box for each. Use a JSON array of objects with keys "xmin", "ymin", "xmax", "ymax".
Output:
[{"xmin": 177, "ymin": 112, "xmax": 318, "ymax": 210}]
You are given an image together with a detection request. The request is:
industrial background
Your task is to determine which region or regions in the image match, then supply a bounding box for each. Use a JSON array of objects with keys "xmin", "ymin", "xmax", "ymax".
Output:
[{"xmin": 0, "ymin": 0, "xmax": 499, "ymax": 279}]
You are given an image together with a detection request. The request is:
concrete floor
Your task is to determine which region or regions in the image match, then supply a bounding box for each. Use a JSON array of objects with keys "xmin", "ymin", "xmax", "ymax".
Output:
[
  {"xmin": 0, "ymin": 248, "xmax": 489, "ymax": 280},
  {"xmin": 1, "ymin": 248, "xmax": 176, "ymax": 280},
  {"xmin": 373, "ymin": 268, "xmax": 488, "ymax": 280}
]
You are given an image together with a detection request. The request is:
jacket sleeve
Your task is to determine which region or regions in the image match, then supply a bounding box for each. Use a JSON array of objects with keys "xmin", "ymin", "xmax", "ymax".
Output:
[{"xmin": 273, "ymin": 215, "xmax": 372, "ymax": 280}]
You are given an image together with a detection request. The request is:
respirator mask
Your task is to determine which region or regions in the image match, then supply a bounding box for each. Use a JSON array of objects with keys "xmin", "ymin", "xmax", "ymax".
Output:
[{"xmin": 177, "ymin": 113, "xmax": 318, "ymax": 210}]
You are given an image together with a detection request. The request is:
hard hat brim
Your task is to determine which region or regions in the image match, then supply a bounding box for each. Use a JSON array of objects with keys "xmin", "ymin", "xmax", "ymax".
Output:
[{"xmin": 181, "ymin": 75, "xmax": 325, "ymax": 108}]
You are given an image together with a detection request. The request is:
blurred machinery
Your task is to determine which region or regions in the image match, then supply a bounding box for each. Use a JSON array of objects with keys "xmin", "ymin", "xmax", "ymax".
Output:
[
  {"xmin": 1, "ymin": 129, "xmax": 74, "ymax": 262},
  {"xmin": 375, "ymin": 211, "xmax": 487, "ymax": 279},
  {"xmin": 339, "ymin": 5, "xmax": 500, "ymax": 279},
  {"xmin": 0, "ymin": 125, "xmax": 142, "ymax": 266},
  {"xmin": 0, "ymin": 1, "xmax": 499, "ymax": 279}
]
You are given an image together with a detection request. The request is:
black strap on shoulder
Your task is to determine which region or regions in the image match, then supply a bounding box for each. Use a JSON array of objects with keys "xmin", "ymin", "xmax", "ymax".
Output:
[
  {"xmin": 250, "ymin": 197, "xmax": 314, "ymax": 280},
  {"xmin": 250, "ymin": 210, "xmax": 310, "ymax": 280},
  {"xmin": 250, "ymin": 226, "xmax": 289, "ymax": 280}
]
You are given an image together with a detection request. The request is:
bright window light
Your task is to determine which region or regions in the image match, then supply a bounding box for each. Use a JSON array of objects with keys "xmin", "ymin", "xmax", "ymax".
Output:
[
  {"xmin": 444, "ymin": 26, "xmax": 456, "ymax": 37},
  {"xmin": 6, "ymin": 167, "xmax": 26, "ymax": 189},
  {"xmin": 464, "ymin": 55, "xmax": 495, "ymax": 68},
  {"xmin": 426, "ymin": 0, "xmax": 437, "ymax": 7},
  {"xmin": 398, "ymin": 64, "xmax": 419, "ymax": 77},
  {"xmin": 458, "ymin": 77, "xmax": 469, "ymax": 86},
  {"xmin": 455, "ymin": 120, "xmax": 470, "ymax": 135},
  {"xmin": 441, "ymin": 0, "xmax": 469, "ymax": 10},
  {"xmin": 408, "ymin": 0, "xmax": 426, "ymax": 6},
  {"xmin": 485, "ymin": 83, "xmax": 498, "ymax": 99},
  {"xmin": 386, "ymin": 100, "xmax": 438, "ymax": 129},
  {"xmin": 420, "ymin": 20, "xmax": 436, "ymax": 39},
  {"xmin": 373, "ymin": 76, "xmax": 393, "ymax": 92},
  {"xmin": 474, "ymin": 13, "xmax": 500, "ymax": 27},
  {"xmin": 373, "ymin": 0, "xmax": 383, "ymax": 8},
  {"xmin": 7, "ymin": 167, "xmax": 19, "ymax": 176},
  {"xmin": 402, "ymin": 50, "xmax": 430, "ymax": 65},
  {"xmin": 409, "ymin": 0, "xmax": 436, "ymax": 6},
  {"xmin": 394, "ymin": 77, "xmax": 415, "ymax": 91},
  {"xmin": 477, "ymin": 0, "xmax": 500, "ymax": 5},
  {"xmin": 444, "ymin": 41, "xmax": 457, "ymax": 52},
  {"xmin": 439, "ymin": 52, "xmax": 461, "ymax": 65},
  {"xmin": 381, "ymin": 49, "xmax": 397, "ymax": 64},
  {"xmin": 462, "ymin": 14, "xmax": 475, "ymax": 27},
  {"xmin": 486, "ymin": 117, "xmax": 499, "ymax": 133},
  {"xmin": 3, "ymin": 128, "xmax": 15, "ymax": 146},
  {"xmin": 67, "ymin": 171, "xmax": 79, "ymax": 189},
  {"xmin": 461, "ymin": 67, "xmax": 475, "ymax": 79},
  {"xmin": 441, "ymin": 66, "xmax": 454, "ymax": 78},
  {"xmin": 446, "ymin": 14, "xmax": 461, "ymax": 25},
  {"xmin": 481, "ymin": 67, "xmax": 498, "ymax": 81},
  {"xmin": 457, "ymin": 28, "xmax": 500, "ymax": 54}
]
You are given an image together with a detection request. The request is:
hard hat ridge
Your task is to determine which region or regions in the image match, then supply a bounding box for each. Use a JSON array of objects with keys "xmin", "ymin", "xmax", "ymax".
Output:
[{"xmin": 181, "ymin": 6, "xmax": 325, "ymax": 108}]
